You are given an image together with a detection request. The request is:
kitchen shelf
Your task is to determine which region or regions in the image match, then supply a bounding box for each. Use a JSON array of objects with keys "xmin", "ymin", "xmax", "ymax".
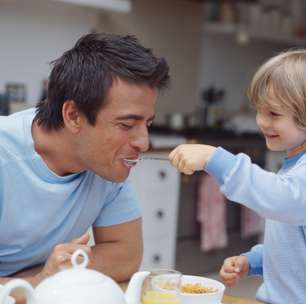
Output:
[{"xmin": 203, "ymin": 22, "xmax": 306, "ymax": 46}]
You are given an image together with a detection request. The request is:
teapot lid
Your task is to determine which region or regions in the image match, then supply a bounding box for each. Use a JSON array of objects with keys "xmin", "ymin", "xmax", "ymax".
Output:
[{"xmin": 37, "ymin": 249, "xmax": 114, "ymax": 288}]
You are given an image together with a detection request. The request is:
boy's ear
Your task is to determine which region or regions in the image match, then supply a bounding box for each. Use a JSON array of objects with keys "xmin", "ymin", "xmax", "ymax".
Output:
[{"xmin": 62, "ymin": 100, "xmax": 83, "ymax": 133}]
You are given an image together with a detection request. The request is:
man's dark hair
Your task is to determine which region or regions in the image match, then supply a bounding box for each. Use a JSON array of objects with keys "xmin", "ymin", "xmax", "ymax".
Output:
[{"xmin": 34, "ymin": 33, "xmax": 170, "ymax": 130}]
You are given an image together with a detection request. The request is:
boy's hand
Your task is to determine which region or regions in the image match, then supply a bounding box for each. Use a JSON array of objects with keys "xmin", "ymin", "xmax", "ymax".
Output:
[
  {"xmin": 219, "ymin": 256, "xmax": 249, "ymax": 287},
  {"xmin": 168, "ymin": 144, "xmax": 216, "ymax": 175}
]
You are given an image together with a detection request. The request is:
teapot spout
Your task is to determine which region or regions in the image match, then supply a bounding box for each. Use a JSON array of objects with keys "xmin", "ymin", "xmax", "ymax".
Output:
[{"xmin": 125, "ymin": 271, "xmax": 150, "ymax": 304}]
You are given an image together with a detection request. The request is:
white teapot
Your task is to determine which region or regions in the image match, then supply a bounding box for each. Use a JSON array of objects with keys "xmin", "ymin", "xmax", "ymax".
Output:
[{"xmin": 0, "ymin": 249, "xmax": 150, "ymax": 304}]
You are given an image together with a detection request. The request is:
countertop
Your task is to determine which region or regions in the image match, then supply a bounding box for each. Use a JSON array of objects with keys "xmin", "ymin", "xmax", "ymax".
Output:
[
  {"xmin": 149, "ymin": 125, "xmax": 263, "ymax": 141},
  {"xmin": 148, "ymin": 125, "xmax": 266, "ymax": 152}
]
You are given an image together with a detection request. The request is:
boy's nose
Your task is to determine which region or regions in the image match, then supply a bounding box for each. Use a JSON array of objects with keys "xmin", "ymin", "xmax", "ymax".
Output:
[{"xmin": 256, "ymin": 113, "xmax": 269, "ymax": 129}]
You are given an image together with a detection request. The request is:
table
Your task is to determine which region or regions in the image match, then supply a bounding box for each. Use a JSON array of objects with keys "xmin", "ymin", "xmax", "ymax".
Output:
[
  {"xmin": 120, "ymin": 282, "xmax": 262, "ymax": 303},
  {"xmin": 223, "ymin": 294, "xmax": 262, "ymax": 303}
]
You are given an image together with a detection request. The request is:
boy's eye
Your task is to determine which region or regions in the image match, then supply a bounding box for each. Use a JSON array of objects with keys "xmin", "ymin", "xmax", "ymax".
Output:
[{"xmin": 270, "ymin": 111, "xmax": 281, "ymax": 117}]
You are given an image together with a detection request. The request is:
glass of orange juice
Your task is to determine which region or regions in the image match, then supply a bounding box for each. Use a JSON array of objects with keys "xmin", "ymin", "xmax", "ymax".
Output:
[{"xmin": 141, "ymin": 269, "xmax": 181, "ymax": 304}]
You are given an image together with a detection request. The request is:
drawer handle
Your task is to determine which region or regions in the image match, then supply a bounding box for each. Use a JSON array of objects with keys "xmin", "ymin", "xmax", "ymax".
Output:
[
  {"xmin": 156, "ymin": 209, "xmax": 165, "ymax": 219},
  {"xmin": 158, "ymin": 170, "xmax": 167, "ymax": 179},
  {"xmin": 152, "ymin": 254, "xmax": 161, "ymax": 263}
]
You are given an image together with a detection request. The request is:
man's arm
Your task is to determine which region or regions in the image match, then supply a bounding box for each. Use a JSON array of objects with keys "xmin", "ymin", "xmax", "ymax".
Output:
[{"xmin": 91, "ymin": 218, "xmax": 143, "ymax": 282}]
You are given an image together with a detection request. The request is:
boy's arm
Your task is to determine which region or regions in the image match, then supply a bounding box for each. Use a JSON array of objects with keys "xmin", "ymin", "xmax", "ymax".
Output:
[
  {"xmin": 206, "ymin": 147, "xmax": 306, "ymax": 225},
  {"xmin": 241, "ymin": 244, "xmax": 263, "ymax": 276}
]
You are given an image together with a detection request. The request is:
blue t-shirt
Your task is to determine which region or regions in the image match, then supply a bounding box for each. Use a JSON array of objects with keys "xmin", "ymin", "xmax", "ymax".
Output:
[{"xmin": 0, "ymin": 108, "xmax": 141, "ymax": 276}]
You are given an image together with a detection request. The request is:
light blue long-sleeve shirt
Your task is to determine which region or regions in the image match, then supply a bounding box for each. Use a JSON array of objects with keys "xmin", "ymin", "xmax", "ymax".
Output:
[
  {"xmin": 205, "ymin": 147, "xmax": 306, "ymax": 304},
  {"xmin": 243, "ymin": 244, "xmax": 263, "ymax": 276}
]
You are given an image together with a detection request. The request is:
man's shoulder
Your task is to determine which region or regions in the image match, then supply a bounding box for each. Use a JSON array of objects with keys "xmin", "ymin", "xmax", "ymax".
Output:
[
  {"xmin": 0, "ymin": 108, "xmax": 35, "ymax": 132},
  {"xmin": 0, "ymin": 108, "xmax": 35, "ymax": 161}
]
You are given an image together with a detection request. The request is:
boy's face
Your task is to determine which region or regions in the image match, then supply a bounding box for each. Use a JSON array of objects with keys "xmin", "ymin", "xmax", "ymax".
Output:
[
  {"xmin": 256, "ymin": 102, "xmax": 306, "ymax": 156},
  {"xmin": 76, "ymin": 78, "xmax": 157, "ymax": 182}
]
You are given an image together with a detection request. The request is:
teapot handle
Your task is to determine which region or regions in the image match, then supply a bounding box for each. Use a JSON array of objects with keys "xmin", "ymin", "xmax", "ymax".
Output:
[
  {"xmin": 0, "ymin": 279, "xmax": 36, "ymax": 304},
  {"xmin": 125, "ymin": 271, "xmax": 150, "ymax": 304}
]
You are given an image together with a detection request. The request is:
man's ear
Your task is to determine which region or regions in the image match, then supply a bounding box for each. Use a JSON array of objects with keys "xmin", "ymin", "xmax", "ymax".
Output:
[{"xmin": 62, "ymin": 100, "xmax": 82, "ymax": 133}]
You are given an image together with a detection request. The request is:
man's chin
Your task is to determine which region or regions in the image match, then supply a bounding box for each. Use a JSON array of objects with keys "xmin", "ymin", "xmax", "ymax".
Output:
[
  {"xmin": 112, "ymin": 175, "xmax": 129, "ymax": 183},
  {"xmin": 98, "ymin": 172, "xmax": 130, "ymax": 183}
]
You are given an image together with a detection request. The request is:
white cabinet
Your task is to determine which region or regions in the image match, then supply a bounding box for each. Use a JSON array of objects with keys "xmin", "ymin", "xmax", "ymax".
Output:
[{"xmin": 130, "ymin": 152, "xmax": 180, "ymax": 270}]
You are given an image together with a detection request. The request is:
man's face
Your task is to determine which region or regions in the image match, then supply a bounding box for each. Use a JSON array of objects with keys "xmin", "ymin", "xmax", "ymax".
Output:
[{"xmin": 77, "ymin": 78, "xmax": 157, "ymax": 182}]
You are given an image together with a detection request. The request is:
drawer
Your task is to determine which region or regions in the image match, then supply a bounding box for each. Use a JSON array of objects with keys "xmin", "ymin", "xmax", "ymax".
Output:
[
  {"xmin": 130, "ymin": 156, "xmax": 180, "ymax": 238},
  {"xmin": 140, "ymin": 236, "xmax": 176, "ymax": 270},
  {"xmin": 131, "ymin": 154, "xmax": 179, "ymax": 195},
  {"xmin": 141, "ymin": 198, "xmax": 179, "ymax": 239}
]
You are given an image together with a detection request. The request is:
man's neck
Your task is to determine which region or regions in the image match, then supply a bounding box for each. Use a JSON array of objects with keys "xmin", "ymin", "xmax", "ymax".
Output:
[{"xmin": 32, "ymin": 122, "xmax": 84, "ymax": 176}]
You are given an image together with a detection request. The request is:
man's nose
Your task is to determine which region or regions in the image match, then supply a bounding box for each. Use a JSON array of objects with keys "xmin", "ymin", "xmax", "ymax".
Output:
[{"xmin": 130, "ymin": 128, "xmax": 150, "ymax": 152}]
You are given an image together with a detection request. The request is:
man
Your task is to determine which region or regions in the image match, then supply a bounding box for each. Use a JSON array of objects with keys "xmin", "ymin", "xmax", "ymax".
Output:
[{"xmin": 0, "ymin": 33, "xmax": 169, "ymax": 300}]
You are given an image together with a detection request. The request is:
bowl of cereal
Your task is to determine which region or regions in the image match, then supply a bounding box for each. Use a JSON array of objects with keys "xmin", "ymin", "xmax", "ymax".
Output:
[{"xmin": 179, "ymin": 275, "xmax": 225, "ymax": 304}]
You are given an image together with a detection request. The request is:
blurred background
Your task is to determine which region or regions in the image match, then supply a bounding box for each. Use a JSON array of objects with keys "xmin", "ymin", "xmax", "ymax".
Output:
[{"xmin": 0, "ymin": 0, "xmax": 303, "ymax": 299}]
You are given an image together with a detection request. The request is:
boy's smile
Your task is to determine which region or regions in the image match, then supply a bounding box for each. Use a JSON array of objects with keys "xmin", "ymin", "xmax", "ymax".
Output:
[{"xmin": 256, "ymin": 104, "xmax": 306, "ymax": 156}]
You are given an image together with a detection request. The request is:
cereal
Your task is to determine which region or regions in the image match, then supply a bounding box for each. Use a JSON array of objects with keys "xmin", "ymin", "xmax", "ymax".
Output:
[{"xmin": 180, "ymin": 283, "xmax": 218, "ymax": 294}]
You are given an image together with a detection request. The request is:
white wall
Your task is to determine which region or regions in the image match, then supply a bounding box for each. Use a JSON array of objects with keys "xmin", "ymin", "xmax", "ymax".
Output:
[
  {"xmin": 198, "ymin": 33, "xmax": 293, "ymax": 114},
  {"xmin": 1, "ymin": 0, "xmax": 290, "ymax": 119},
  {"xmin": 0, "ymin": 0, "xmax": 100, "ymax": 104},
  {"xmin": 97, "ymin": 0, "xmax": 203, "ymax": 123}
]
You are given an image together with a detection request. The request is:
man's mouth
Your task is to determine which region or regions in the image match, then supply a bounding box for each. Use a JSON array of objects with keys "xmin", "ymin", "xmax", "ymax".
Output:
[{"xmin": 122, "ymin": 157, "xmax": 140, "ymax": 167}]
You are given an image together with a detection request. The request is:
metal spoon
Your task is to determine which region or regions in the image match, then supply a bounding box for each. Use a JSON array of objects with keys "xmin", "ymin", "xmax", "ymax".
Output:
[{"xmin": 140, "ymin": 156, "xmax": 169, "ymax": 161}]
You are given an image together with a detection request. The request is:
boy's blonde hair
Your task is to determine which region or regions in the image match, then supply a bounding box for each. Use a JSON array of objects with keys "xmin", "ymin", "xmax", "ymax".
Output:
[{"xmin": 248, "ymin": 49, "xmax": 306, "ymax": 131}]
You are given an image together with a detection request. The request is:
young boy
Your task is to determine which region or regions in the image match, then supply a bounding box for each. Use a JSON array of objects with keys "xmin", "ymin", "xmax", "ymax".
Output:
[{"xmin": 169, "ymin": 50, "xmax": 306, "ymax": 304}]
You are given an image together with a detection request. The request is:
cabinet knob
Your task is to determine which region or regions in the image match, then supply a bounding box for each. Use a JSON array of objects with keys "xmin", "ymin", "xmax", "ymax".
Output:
[
  {"xmin": 152, "ymin": 254, "xmax": 161, "ymax": 264},
  {"xmin": 158, "ymin": 170, "xmax": 167, "ymax": 179},
  {"xmin": 156, "ymin": 209, "xmax": 165, "ymax": 219}
]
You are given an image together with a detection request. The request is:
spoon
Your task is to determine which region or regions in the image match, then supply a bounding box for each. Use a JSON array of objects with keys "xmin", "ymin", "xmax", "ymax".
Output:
[{"xmin": 140, "ymin": 156, "xmax": 169, "ymax": 161}]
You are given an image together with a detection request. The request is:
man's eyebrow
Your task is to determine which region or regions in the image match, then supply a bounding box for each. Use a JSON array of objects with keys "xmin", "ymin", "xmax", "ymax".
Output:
[{"xmin": 116, "ymin": 114, "xmax": 155, "ymax": 121}]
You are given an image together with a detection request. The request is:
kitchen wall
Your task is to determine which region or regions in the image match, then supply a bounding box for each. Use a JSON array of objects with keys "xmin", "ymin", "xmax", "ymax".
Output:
[
  {"xmin": 96, "ymin": 0, "xmax": 203, "ymax": 123},
  {"xmin": 0, "ymin": 0, "xmax": 100, "ymax": 103},
  {"xmin": 199, "ymin": 33, "xmax": 292, "ymax": 115},
  {"xmin": 95, "ymin": 0, "xmax": 299, "ymax": 122},
  {"xmin": 0, "ymin": 0, "xmax": 204, "ymax": 120},
  {"xmin": 0, "ymin": 0, "xmax": 292, "ymax": 120}
]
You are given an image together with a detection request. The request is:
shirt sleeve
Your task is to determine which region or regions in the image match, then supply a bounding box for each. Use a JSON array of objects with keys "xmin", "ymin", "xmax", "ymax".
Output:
[
  {"xmin": 242, "ymin": 244, "xmax": 263, "ymax": 276},
  {"xmin": 205, "ymin": 147, "xmax": 306, "ymax": 225},
  {"xmin": 93, "ymin": 178, "xmax": 141, "ymax": 227}
]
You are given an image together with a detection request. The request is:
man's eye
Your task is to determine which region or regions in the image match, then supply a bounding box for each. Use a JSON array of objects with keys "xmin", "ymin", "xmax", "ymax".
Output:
[{"xmin": 120, "ymin": 123, "xmax": 133, "ymax": 129}]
